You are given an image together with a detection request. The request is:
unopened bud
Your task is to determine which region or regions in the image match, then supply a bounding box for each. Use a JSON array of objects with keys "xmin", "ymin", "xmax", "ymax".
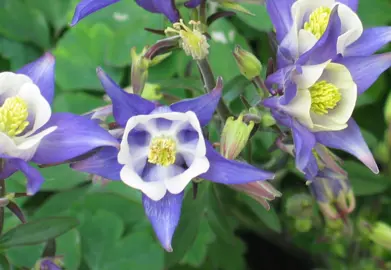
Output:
[
  {"xmin": 131, "ymin": 47, "xmax": 149, "ymax": 94},
  {"xmin": 285, "ymin": 193, "xmax": 313, "ymax": 219},
  {"xmin": 165, "ymin": 19, "xmax": 209, "ymax": 60},
  {"xmin": 233, "ymin": 45, "xmax": 262, "ymax": 81},
  {"xmin": 230, "ymin": 181, "xmax": 281, "ymax": 210},
  {"xmin": 220, "ymin": 114, "xmax": 254, "ymax": 159},
  {"xmin": 295, "ymin": 218, "xmax": 312, "ymax": 232},
  {"xmin": 369, "ymin": 222, "xmax": 391, "ymax": 250},
  {"xmin": 385, "ymin": 92, "xmax": 391, "ymax": 124}
]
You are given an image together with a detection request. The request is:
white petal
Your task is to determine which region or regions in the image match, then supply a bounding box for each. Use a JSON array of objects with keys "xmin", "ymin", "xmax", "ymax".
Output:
[
  {"xmin": 298, "ymin": 29, "xmax": 318, "ymax": 55},
  {"xmin": 318, "ymin": 63, "xmax": 357, "ymax": 125},
  {"xmin": 310, "ymin": 112, "xmax": 348, "ymax": 131},
  {"xmin": 0, "ymin": 126, "xmax": 56, "ymax": 160},
  {"xmin": 292, "ymin": 60, "xmax": 331, "ymax": 89},
  {"xmin": 165, "ymin": 156, "xmax": 210, "ymax": 195},
  {"xmin": 120, "ymin": 165, "xmax": 167, "ymax": 201},
  {"xmin": 336, "ymin": 4, "xmax": 363, "ymax": 55},
  {"xmin": 282, "ymin": 89, "xmax": 313, "ymax": 129},
  {"xmin": 0, "ymin": 72, "xmax": 32, "ymax": 99},
  {"xmin": 291, "ymin": 0, "xmax": 335, "ymax": 29},
  {"xmin": 17, "ymin": 83, "xmax": 52, "ymax": 136}
]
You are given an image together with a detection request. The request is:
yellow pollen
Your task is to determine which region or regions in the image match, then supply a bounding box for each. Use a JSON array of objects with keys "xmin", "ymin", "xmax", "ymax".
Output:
[
  {"xmin": 309, "ymin": 80, "xmax": 341, "ymax": 115},
  {"xmin": 304, "ymin": 7, "xmax": 331, "ymax": 39},
  {"xmin": 0, "ymin": 96, "xmax": 29, "ymax": 137},
  {"xmin": 165, "ymin": 19, "xmax": 209, "ymax": 60},
  {"xmin": 148, "ymin": 136, "xmax": 177, "ymax": 166}
]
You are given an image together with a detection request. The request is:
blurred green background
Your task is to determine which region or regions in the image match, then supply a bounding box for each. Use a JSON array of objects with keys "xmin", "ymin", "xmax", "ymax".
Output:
[{"xmin": 0, "ymin": 0, "xmax": 391, "ymax": 269}]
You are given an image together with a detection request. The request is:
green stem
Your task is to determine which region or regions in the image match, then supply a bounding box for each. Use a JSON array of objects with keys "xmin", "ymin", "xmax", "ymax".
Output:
[
  {"xmin": 0, "ymin": 160, "xmax": 5, "ymax": 235},
  {"xmin": 197, "ymin": 59, "xmax": 231, "ymax": 121}
]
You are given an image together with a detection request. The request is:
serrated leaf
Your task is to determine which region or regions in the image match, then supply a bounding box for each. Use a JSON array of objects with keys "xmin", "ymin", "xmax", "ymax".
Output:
[{"xmin": 0, "ymin": 217, "xmax": 79, "ymax": 250}]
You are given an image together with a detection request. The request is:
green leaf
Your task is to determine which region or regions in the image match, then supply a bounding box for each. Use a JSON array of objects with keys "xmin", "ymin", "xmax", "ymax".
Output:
[
  {"xmin": 0, "ymin": 254, "xmax": 10, "ymax": 270},
  {"xmin": 207, "ymin": 236, "xmax": 247, "ymax": 270},
  {"xmin": 53, "ymin": 92, "xmax": 106, "ymax": 114},
  {"xmin": 6, "ymin": 244, "xmax": 44, "ymax": 268},
  {"xmin": 0, "ymin": 37, "xmax": 41, "ymax": 70},
  {"xmin": 0, "ymin": 0, "xmax": 50, "ymax": 48},
  {"xmin": 358, "ymin": 0, "xmax": 391, "ymax": 27},
  {"xmin": 240, "ymin": 194, "xmax": 282, "ymax": 233},
  {"xmin": 235, "ymin": 4, "xmax": 273, "ymax": 32},
  {"xmin": 54, "ymin": 23, "xmax": 122, "ymax": 91},
  {"xmin": 56, "ymin": 229, "xmax": 82, "ymax": 269},
  {"xmin": 0, "ymin": 217, "xmax": 79, "ymax": 250},
  {"xmin": 344, "ymin": 161, "xmax": 390, "ymax": 196}
]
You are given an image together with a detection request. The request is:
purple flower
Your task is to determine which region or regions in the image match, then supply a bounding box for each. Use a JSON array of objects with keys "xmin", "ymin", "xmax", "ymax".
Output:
[
  {"xmin": 71, "ymin": 0, "xmax": 203, "ymax": 26},
  {"xmin": 266, "ymin": 0, "xmax": 391, "ymax": 67},
  {"xmin": 263, "ymin": 52, "xmax": 391, "ymax": 178},
  {"xmin": 72, "ymin": 67, "xmax": 274, "ymax": 251},
  {"xmin": 0, "ymin": 53, "xmax": 118, "ymax": 195}
]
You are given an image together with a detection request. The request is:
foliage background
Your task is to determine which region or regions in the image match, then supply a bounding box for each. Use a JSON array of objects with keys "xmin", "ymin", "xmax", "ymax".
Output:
[{"xmin": 0, "ymin": 0, "xmax": 390, "ymax": 269}]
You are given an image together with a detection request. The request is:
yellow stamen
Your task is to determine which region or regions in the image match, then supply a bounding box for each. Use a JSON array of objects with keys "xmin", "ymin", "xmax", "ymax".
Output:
[
  {"xmin": 165, "ymin": 19, "xmax": 209, "ymax": 60},
  {"xmin": 148, "ymin": 136, "xmax": 177, "ymax": 166},
  {"xmin": 309, "ymin": 80, "xmax": 341, "ymax": 115},
  {"xmin": 0, "ymin": 96, "xmax": 29, "ymax": 137},
  {"xmin": 304, "ymin": 7, "xmax": 332, "ymax": 39}
]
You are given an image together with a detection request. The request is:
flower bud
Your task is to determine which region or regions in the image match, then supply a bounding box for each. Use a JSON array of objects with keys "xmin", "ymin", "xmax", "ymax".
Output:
[
  {"xmin": 220, "ymin": 114, "xmax": 254, "ymax": 159},
  {"xmin": 233, "ymin": 45, "xmax": 262, "ymax": 81},
  {"xmin": 131, "ymin": 47, "xmax": 149, "ymax": 94},
  {"xmin": 295, "ymin": 218, "xmax": 312, "ymax": 232},
  {"xmin": 285, "ymin": 193, "xmax": 313, "ymax": 219},
  {"xmin": 385, "ymin": 92, "xmax": 391, "ymax": 124},
  {"xmin": 369, "ymin": 222, "xmax": 391, "ymax": 250},
  {"xmin": 231, "ymin": 180, "xmax": 281, "ymax": 210},
  {"xmin": 309, "ymin": 169, "xmax": 355, "ymax": 220}
]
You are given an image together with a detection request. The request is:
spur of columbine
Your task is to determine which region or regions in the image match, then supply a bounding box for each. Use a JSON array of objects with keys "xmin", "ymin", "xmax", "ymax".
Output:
[
  {"xmin": 0, "ymin": 53, "xmax": 118, "ymax": 194},
  {"xmin": 71, "ymin": 0, "xmax": 202, "ymax": 26},
  {"xmin": 72, "ymin": 68, "xmax": 274, "ymax": 251},
  {"xmin": 266, "ymin": 0, "xmax": 391, "ymax": 67}
]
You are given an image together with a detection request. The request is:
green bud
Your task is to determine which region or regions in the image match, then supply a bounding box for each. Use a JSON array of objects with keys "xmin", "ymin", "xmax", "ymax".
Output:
[
  {"xmin": 260, "ymin": 111, "xmax": 276, "ymax": 128},
  {"xmin": 294, "ymin": 218, "xmax": 312, "ymax": 232},
  {"xmin": 233, "ymin": 45, "xmax": 262, "ymax": 81},
  {"xmin": 216, "ymin": 0, "xmax": 255, "ymax": 15},
  {"xmin": 220, "ymin": 114, "xmax": 254, "ymax": 159},
  {"xmin": 131, "ymin": 47, "xmax": 150, "ymax": 94},
  {"xmin": 285, "ymin": 193, "xmax": 313, "ymax": 219},
  {"xmin": 385, "ymin": 92, "xmax": 391, "ymax": 124},
  {"xmin": 369, "ymin": 222, "xmax": 391, "ymax": 250}
]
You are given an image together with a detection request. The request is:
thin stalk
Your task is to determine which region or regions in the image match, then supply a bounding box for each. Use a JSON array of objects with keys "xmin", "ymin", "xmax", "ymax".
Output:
[
  {"xmin": 197, "ymin": 58, "xmax": 231, "ymax": 121},
  {"xmin": 0, "ymin": 159, "xmax": 5, "ymax": 235}
]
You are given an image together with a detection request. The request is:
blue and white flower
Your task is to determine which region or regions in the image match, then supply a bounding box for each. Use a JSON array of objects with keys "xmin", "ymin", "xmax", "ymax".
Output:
[
  {"xmin": 0, "ymin": 53, "xmax": 118, "ymax": 194},
  {"xmin": 72, "ymin": 68, "xmax": 275, "ymax": 251}
]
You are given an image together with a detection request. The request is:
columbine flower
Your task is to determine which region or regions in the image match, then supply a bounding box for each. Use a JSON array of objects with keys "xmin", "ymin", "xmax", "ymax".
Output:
[
  {"xmin": 34, "ymin": 257, "xmax": 62, "ymax": 270},
  {"xmin": 309, "ymin": 168, "xmax": 355, "ymax": 219},
  {"xmin": 165, "ymin": 20, "xmax": 210, "ymax": 60},
  {"xmin": 266, "ymin": 0, "xmax": 391, "ymax": 66},
  {"xmin": 0, "ymin": 53, "xmax": 118, "ymax": 195},
  {"xmin": 263, "ymin": 51, "xmax": 391, "ymax": 178},
  {"xmin": 72, "ymin": 68, "xmax": 274, "ymax": 251},
  {"xmin": 71, "ymin": 0, "xmax": 203, "ymax": 26}
]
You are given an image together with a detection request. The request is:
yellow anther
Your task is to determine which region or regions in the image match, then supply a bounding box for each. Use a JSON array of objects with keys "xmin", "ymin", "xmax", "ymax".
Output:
[
  {"xmin": 165, "ymin": 19, "xmax": 209, "ymax": 60},
  {"xmin": 309, "ymin": 80, "xmax": 341, "ymax": 115},
  {"xmin": 304, "ymin": 7, "xmax": 332, "ymax": 39},
  {"xmin": 148, "ymin": 136, "xmax": 177, "ymax": 166},
  {"xmin": 0, "ymin": 96, "xmax": 29, "ymax": 137}
]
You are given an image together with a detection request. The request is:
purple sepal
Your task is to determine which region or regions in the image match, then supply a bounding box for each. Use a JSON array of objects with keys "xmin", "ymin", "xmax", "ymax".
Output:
[
  {"xmin": 32, "ymin": 112, "xmax": 119, "ymax": 164},
  {"xmin": 292, "ymin": 121, "xmax": 316, "ymax": 175},
  {"xmin": 170, "ymin": 77, "xmax": 222, "ymax": 126},
  {"xmin": 151, "ymin": 0, "xmax": 180, "ymax": 22},
  {"xmin": 303, "ymin": 153, "xmax": 319, "ymax": 180},
  {"xmin": 336, "ymin": 53, "xmax": 391, "ymax": 94},
  {"xmin": 97, "ymin": 67, "xmax": 156, "ymax": 127},
  {"xmin": 266, "ymin": 0, "xmax": 295, "ymax": 43},
  {"xmin": 17, "ymin": 52, "xmax": 55, "ymax": 104},
  {"xmin": 337, "ymin": 0, "xmax": 358, "ymax": 11},
  {"xmin": 71, "ymin": 146, "xmax": 122, "ymax": 180},
  {"xmin": 7, "ymin": 159, "xmax": 44, "ymax": 195},
  {"xmin": 142, "ymin": 191, "xmax": 184, "ymax": 252},
  {"xmin": 345, "ymin": 27, "xmax": 391, "ymax": 57},
  {"xmin": 201, "ymin": 142, "xmax": 275, "ymax": 184},
  {"xmin": 184, "ymin": 0, "xmax": 202, "ymax": 8},
  {"xmin": 315, "ymin": 118, "xmax": 379, "ymax": 174},
  {"xmin": 71, "ymin": 0, "xmax": 120, "ymax": 26},
  {"xmin": 0, "ymin": 160, "xmax": 18, "ymax": 180}
]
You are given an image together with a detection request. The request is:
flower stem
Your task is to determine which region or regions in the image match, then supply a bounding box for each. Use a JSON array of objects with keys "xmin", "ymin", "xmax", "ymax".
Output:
[
  {"xmin": 197, "ymin": 58, "xmax": 231, "ymax": 121},
  {"xmin": 0, "ymin": 160, "xmax": 5, "ymax": 235}
]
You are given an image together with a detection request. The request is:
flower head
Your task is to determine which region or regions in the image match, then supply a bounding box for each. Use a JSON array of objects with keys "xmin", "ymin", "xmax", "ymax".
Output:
[{"xmin": 72, "ymin": 68, "xmax": 274, "ymax": 251}]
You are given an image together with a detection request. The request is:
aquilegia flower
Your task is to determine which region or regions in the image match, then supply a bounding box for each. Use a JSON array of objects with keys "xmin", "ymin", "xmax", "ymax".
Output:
[
  {"xmin": 71, "ymin": 0, "xmax": 203, "ymax": 26},
  {"xmin": 266, "ymin": 0, "xmax": 391, "ymax": 67},
  {"xmin": 0, "ymin": 53, "xmax": 118, "ymax": 194},
  {"xmin": 72, "ymin": 68, "xmax": 274, "ymax": 251}
]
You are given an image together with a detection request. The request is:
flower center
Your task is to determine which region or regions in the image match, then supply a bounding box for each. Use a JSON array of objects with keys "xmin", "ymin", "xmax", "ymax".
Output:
[
  {"xmin": 304, "ymin": 7, "xmax": 331, "ymax": 39},
  {"xmin": 165, "ymin": 19, "xmax": 209, "ymax": 60},
  {"xmin": 148, "ymin": 136, "xmax": 177, "ymax": 166},
  {"xmin": 309, "ymin": 80, "xmax": 341, "ymax": 115},
  {"xmin": 0, "ymin": 96, "xmax": 29, "ymax": 137}
]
